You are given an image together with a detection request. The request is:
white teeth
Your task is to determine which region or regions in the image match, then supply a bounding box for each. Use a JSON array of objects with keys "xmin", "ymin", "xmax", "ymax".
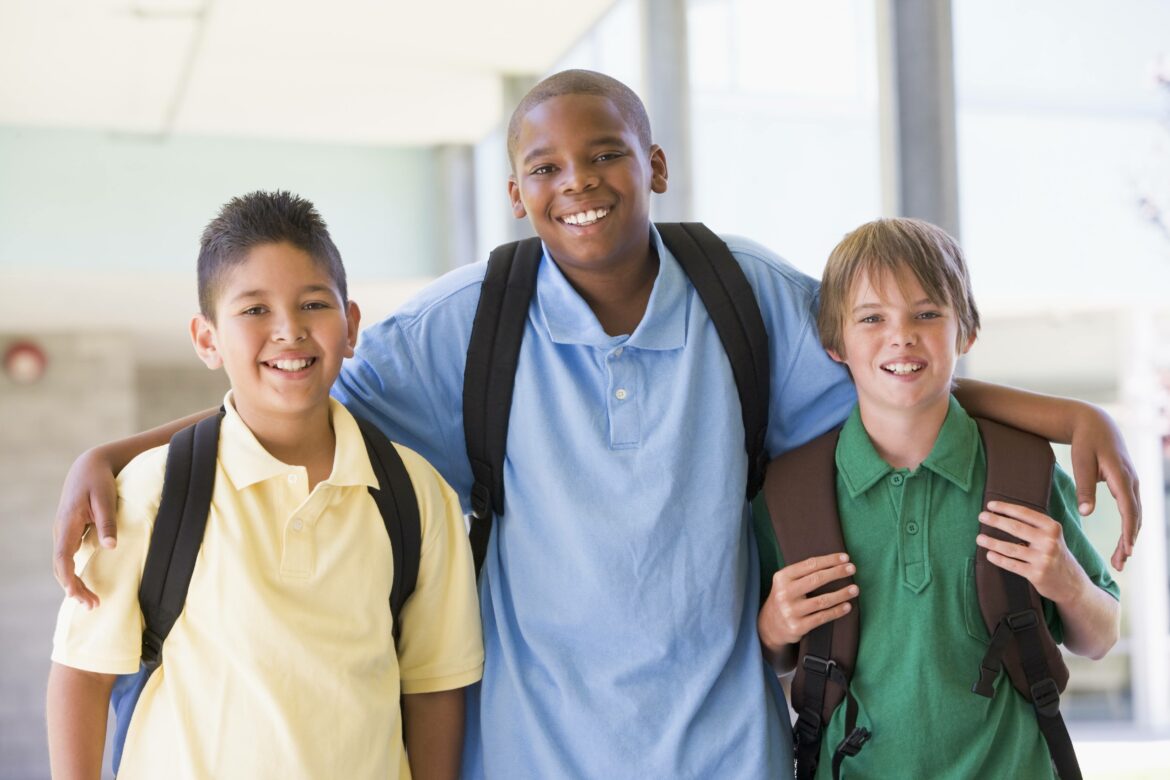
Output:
[
  {"xmin": 883, "ymin": 362, "xmax": 923, "ymax": 375},
  {"xmin": 271, "ymin": 358, "xmax": 312, "ymax": 371},
  {"xmin": 562, "ymin": 207, "xmax": 609, "ymax": 226}
]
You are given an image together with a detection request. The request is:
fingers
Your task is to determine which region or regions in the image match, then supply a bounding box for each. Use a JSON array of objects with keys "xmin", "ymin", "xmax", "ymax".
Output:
[
  {"xmin": 91, "ymin": 491, "xmax": 118, "ymax": 549},
  {"xmin": 1069, "ymin": 445, "xmax": 1099, "ymax": 517},
  {"xmin": 1101, "ymin": 460, "xmax": 1141, "ymax": 568},
  {"xmin": 761, "ymin": 554, "xmax": 858, "ymax": 647},
  {"xmin": 52, "ymin": 525, "xmax": 99, "ymax": 609}
]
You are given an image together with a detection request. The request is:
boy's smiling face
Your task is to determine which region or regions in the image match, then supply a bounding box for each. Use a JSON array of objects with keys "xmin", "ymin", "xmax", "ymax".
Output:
[
  {"xmin": 829, "ymin": 266, "xmax": 974, "ymax": 421},
  {"xmin": 191, "ymin": 241, "xmax": 359, "ymax": 426},
  {"xmin": 507, "ymin": 93, "xmax": 667, "ymax": 282}
]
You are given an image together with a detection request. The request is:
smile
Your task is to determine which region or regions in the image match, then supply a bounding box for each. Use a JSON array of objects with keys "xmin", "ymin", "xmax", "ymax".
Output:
[
  {"xmin": 881, "ymin": 361, "xmax": 924, "ymax": 375},
  {"xmin": 559, "ymin": 207, "xmax": 610, "ymax": 226},
  {"xmin": 264, "ymin": 358, "xmax": 316, "ymax": 372}
]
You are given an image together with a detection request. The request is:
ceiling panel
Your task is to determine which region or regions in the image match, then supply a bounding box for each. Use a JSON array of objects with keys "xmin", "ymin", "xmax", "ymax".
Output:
[{"xmin": 0, "ymin": 0, "xmax": 617, "ymax": 145}]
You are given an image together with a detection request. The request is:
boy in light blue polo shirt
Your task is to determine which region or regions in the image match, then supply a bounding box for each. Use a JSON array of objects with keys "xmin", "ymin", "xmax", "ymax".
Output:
[{"xmin": 55, "ymin": 71, "xmax": 1139, "ymax": 778}]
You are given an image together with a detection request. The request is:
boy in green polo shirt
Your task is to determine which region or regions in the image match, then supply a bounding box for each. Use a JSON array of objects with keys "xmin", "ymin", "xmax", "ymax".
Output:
[{"xmin": 756, "ymin": 217, "xmax": 1120, "ymax": 778}]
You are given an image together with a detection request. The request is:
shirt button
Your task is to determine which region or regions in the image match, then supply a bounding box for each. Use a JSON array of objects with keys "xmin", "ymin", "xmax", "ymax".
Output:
[
  {"xmin": 615, "ymin": 388, "xmax": 628, "ymax": 400},
  {"xmin": 906, "ymin": 521, "xmax": 920, "ymax": 535},
  {"xmin": 292, "ymin": 518, "xmax": 304, "ymax": 531},
  {"xmin": 890, "ymin": 474, "xmax": 904, "ymax": 486},
  {"xmin": 613, "ymin": 347, "xmax": 624, "ymax": 358},
  {"xmin": 287, "ymin": 474, "xmax": 298, "ymax": 484}
]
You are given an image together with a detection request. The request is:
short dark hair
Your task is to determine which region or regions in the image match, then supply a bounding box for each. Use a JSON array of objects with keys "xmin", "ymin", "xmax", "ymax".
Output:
[
  {"xmin": 506, "ymin": 69, "xmax": 653, "ymax": 165},
  {"xmin": 818, "ymin": 218, "xmax": 981, "ymax": 356},
  {"xmin": 197, "ymin": 190, "xmax": 346, "ymax": 319}
]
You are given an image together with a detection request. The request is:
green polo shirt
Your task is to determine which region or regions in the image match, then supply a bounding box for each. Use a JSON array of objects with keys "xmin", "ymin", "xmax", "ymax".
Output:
[{"xmin": 778, "ymin": 396, "xmax": 1119, "ymax": 779}]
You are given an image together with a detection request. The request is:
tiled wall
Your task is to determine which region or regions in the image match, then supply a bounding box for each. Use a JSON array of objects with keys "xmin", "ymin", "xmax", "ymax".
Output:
[{"xmin": 0, "ymin": 333, "xmax": 226, "ymax": 779}]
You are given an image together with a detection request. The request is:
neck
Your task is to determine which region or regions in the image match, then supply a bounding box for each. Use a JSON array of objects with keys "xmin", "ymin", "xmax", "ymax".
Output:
[
  {"xmin": 857, "ymin": 400, "xmax": 950, "ymax": 470},
  {"xmin": 556, "ymin": 244, "xmax": 659, "ymax": 337},
  {"xmin": 231, "ymin": 397, "xmax": 337, "ymax": 488}
]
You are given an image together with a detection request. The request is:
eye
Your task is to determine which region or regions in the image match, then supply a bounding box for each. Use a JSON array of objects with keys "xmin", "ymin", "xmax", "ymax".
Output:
[
  {"xmin": 595, "ymin": 151, "xmax": 624, "ymax": 162},
  {"xmin": 530, "ymin": 164, "xmax": 556, "ymax": 176},
  {"xmin": 302, "ymin": 301, "xmax": 330, "ymax": 311},
  {"xmin": 859, "ymin": 314, "xmax": 881, "ymax": 324},
  {"xmin": 917, "ymin": 310, "xmax": 943, "ymax": 320},
  {"xmin": 241, "ymin": 305, "xmax": 267, "ymax": 316}
]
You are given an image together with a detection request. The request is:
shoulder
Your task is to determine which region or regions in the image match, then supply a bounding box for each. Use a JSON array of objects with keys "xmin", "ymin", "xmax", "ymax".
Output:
[
  {"xmin": 116, "ymin": 443, "xmax": 171, "ymax": 518},
  {"xmin": 390, "ymin": 442, "xmax": 460, "ymax": 513},
  {"xmin": 718, "ymin": 232, "xmax": 822, "ymax": 301},
  {"xmin": 379, "ymin": 262, "xmax": 488, "ymax": 331}
]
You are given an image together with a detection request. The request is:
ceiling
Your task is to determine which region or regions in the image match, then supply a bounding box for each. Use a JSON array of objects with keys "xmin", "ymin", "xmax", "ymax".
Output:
[{"xmin": 0, "ymin": 0, "xmax": 617, "ymax": 146}]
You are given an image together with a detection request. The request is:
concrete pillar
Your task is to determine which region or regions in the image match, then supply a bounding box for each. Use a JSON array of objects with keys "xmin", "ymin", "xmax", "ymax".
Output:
[
  {"xmin": 642, "ymin": 0, "xmax": 692, "ymax": 222},
  {"xmin": 876, "ymin": 0, "xmax": 960, "ymax": 237},
  {"xmin": 436, "ymin": 144, "xmax": 479, "ymax": 271}
]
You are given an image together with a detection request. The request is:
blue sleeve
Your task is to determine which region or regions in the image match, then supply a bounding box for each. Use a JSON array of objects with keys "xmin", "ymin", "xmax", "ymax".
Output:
[
  {"xmin": 332, "ymin": 269, "xmax": 485, "ymax": 509},
  {"xmin": 725, "ymin": 236, "xmax": 856, "ymax": 457}
]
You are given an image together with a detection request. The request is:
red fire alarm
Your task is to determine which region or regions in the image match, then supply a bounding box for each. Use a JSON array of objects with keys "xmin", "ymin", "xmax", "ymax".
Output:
[{"xmin": 4, "ymin": 340, "xmax": 48, "ymax": 384}]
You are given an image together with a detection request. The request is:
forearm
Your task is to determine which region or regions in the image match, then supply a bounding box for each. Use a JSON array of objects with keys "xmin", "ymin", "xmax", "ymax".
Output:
[
  {"xmin": 1055, "ymin": 577, "xmax": 1121, "ymax": 660},
  {"xmin": 402, "ymin": 687, "xmax": 466, "ymax": 780},
  {"xmin": 761, "ymin": 640, "xmax": 799, "ymax": 674},
  {"xmin": 46, "ymin": 663, "xmax": 115, "ymax": 780},
  {"xmin": 97, "ymin": 407, "xmax": 219, "ymax": 474},
  {"xmin": 953, "ymin": 378, "xmax": 1087, "ymax": 443}
]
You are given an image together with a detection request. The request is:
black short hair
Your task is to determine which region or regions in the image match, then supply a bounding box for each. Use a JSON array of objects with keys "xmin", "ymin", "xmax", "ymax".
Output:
[
  {"xmin": 506, "ymin": 69, "xmax": 653, "ymax": 165},
  {"xmin": 197, "ymin": 190, "xmax": 346, "ymax": 319}
]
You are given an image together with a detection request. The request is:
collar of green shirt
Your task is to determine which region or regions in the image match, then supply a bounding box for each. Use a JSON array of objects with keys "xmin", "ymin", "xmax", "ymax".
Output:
[{"xmin": 835, "ymin": 395, "xmax": 980, "ymax": 499}]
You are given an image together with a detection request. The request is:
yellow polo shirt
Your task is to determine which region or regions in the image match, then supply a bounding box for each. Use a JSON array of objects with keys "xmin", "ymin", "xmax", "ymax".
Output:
[{"xmin": 52, "ymin": 395, "xmax": 483, "ymax": 779}]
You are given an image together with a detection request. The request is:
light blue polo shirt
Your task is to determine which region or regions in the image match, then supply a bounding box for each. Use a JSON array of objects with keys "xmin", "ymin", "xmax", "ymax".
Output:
[{"xmin": 333, "ymin": 226, "xmax": 855, "ymax": 778}]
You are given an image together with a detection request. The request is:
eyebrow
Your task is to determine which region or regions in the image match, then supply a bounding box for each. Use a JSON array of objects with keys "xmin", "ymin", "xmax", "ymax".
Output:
[
  {"xmin": 521, "ymin": 135, "xmax": 631, "ymax": 167},
  {"xmin": 850, "ymin": 298, "xmax": 936, "ymax": 313},
  {"xmin": 229, "ymin": 284, "xmax": 335, "ymax": 303}
]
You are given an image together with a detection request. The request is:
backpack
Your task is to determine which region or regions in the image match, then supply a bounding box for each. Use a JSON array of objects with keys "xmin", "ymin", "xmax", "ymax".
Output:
[
  {"xmin": 462, "ymin": 222, "xmax": 771, "ymax": 575},
  {"xmin": 108, "ymin": 407, "xmax": 421, "ymax": 774},
  {"xmin": 761, "ymin": 417, "xmax": 1080, "ymax": 780}
]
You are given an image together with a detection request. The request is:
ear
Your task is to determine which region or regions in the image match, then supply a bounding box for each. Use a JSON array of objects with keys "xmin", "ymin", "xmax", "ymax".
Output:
[
  {"xmin": 190, "ymin": 314, "xmax": 223, "ymax": 370},
  {"xmin": 507, "ymin": 176, "xmax": 527, "ymax": 219},
  {"xmin": 959, "ymin": 331, "xmax": 976, "ymax": 356},
  {"xmin": 649, "ymin": 144, "xmax": 668, "ymax": 194},
  {"xmin": 826, "ymin": 347, "xmax": 845, "ymax": 364},
  {"xmin": 344, "ymin": 300, "xmax": 361, "ymax": 358}
]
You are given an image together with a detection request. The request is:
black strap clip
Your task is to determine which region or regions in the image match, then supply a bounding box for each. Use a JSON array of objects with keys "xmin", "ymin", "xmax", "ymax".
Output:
[
  {"xmin": 1006, "ymin": 608, "xmax": 1039, "ymax": 632},
  {"xmin": 1030, "ymin": 677, "xmax": 1061, "ymax": 718},
  {"xmin": 141, "ymin": 628, "xmax": 164, "ymax": 670},
  {"xmin": 470, "ymin": 481, "xmax": 492, "ymax": 520},
  {"xmin": 837, "ymin": 726, "xmax": 871, "ymax": 758}
]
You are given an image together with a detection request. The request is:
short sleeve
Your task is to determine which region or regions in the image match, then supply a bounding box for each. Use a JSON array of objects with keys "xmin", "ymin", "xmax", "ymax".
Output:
[
  {"xmin": 50, "ymin": 446, "xmax": 168, "ymax": 674},
  {"xmin": 392, "ymin": 446, "xmax": 484, "ymax": 694}
]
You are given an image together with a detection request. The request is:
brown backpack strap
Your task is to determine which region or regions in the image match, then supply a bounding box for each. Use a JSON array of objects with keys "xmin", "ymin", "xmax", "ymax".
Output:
[
  {"xmin": 973, "ymin": 418, "xmax": 1080, "ymax": 779},
  {"xmin": 763, "ymin": 426, "xmax": 864, "ymax": 779}
]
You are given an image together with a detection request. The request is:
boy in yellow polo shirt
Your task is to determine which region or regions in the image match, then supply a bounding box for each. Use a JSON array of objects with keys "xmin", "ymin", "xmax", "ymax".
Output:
[
  {"xmin": 756, "ymin": 218, "xmax": 1120, "ymax": 778},
  {"xmin": 47, "ymin": 190, "xmax": 483, "ymax": 779}
]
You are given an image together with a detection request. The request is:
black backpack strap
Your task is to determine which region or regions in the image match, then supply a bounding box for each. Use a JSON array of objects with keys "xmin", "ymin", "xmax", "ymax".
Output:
[
  {"xmin": 973, "ymin": 418, "xmax": 1080, "ymax": 779},
  {"xmin": 462, "ymin": 236, "xmax": 543, "ymax": 575},
  {"xmin": 762, "ymin": 427, "xmax": 866, "ymax": 780},
  {"xmin": 656, "ymin": 222, "xmax": 770, "ymax": 498},
  {"xmin": 353, "ymin": 414, "xmax": 422, "ymax": 643},
  {"xmin": 138, "ymin": 409, "xmax": 225, "ymax": 670}
]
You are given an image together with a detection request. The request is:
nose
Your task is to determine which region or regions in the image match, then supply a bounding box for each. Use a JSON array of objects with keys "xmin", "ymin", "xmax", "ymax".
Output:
[
  {"xmin": 560, "ymin": 160, "xmax": 598, "ymax": 194},
  {"xmin": 273, "ymin": 310, "xmax": 307, "ymax": 343},
  {"xmin": 889, "ymin": 319, "xmax": 918, "ymax": 347}
]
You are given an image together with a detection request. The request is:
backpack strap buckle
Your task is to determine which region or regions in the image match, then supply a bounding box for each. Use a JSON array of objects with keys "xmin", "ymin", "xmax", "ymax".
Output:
[
  {"xmin": 1030, "ymin": 677, "xmax": 1061, "ymax": 717},
  {"xmin": 1006, "ymin": 608, "xmax": 1039, "ymax": 632},
  {"xmin": 837, "ymin": 726, "xmax": 871, "ymax": 758},
  {"xmin": 140, "ymin": 628, "xmax": 164, "ymax": 670}
]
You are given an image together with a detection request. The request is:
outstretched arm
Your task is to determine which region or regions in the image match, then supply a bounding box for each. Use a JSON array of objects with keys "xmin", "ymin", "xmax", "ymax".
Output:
[
  {"xmin": 53, "ymin": 407, "xmax": 218, "ymax": 607},
  {"xmin": 976, "ymin": 501, "xmax": 1120, "ymax": 659},
  {"xmin": 46, "ymin": 663, "xmax": 116, "ymax": 780},
  {"xmin": 402, "ymin": 687, "xmax": 466, "ymax": 780},
  {"xmin": 954, "ymin": 378, "xmax": 1140, "ymax": 570}
]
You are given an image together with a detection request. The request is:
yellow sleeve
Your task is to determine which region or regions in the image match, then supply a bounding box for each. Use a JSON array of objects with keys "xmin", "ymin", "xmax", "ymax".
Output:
[
  {"xmin": 393, "ymin": 445, "xmax": 484, "ymax": 694},
  {"xmin": 50, "ymin": 445, "xmax": 168, "ymax": 675}
]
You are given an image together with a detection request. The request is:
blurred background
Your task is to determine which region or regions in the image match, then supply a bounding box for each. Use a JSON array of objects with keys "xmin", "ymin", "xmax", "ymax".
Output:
[{"xmin": 2, "ymin": 0, "xmax": 1168, "ymax": 777}]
